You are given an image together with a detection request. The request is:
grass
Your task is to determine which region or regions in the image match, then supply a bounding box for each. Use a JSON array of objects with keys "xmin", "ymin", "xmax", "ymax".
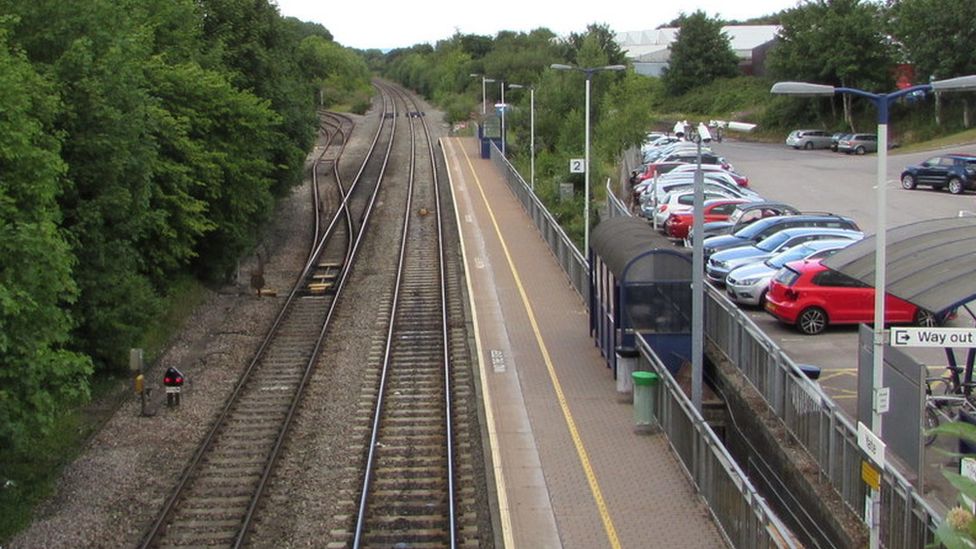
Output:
[
  {"xmin": 892, "ymin": 127, "xmax": 976, "ymax": 155},
  {"xmin": 0, "ymin": 275, "xmax": 209, "ymax": 543}
]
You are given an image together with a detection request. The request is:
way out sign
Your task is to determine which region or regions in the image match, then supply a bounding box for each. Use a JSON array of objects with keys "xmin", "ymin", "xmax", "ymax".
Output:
[
  {"xmin": 890, "ymin": 327, "xmax": 976, "ymax": 348},
  {"xmin": 569, "ymin": 158, "xmax": 585, "ymax": 173}
]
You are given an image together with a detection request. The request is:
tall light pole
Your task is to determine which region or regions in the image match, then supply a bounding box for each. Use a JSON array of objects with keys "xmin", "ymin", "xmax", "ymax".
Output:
[
  {"xmin": 772, "ymin": 74, "xmax": 976, "ymax": 549},
  {"xmin": 469, "ymin": 73, "xmax": 495, "ymax": 115},
  {"xmin": 499, "ymin": 81, "xmax": 507, "ymax": 156},
  {"xmin": 550, "ymin": 63, "xmax": 627, "ymax": 254},
  {"xmin": 691, "ymin": 122, "xmax": 713, "ymax": 413}
]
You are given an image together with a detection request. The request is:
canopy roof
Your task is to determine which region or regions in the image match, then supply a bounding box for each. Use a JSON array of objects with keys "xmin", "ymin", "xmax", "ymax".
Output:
[
  {"xmin": 822, "ymin": 216, "xmax": 976, "ymax": 315},
  {"xmin": 590, "ymin": 216, "xmax": 690, "ymax": 280}
]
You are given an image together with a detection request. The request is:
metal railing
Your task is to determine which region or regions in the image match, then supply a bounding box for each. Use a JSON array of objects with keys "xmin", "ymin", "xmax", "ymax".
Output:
[
  {"xmin": 488, "ymin": 143, "xmax": 588, "ymax": 301},
  {"xmin": 620, "ymin": 145, "xmax": 939, "ymax": 547},
  {"xmin": 636, "ymin": 336, "xmax": 800, "ymax": 548},
  {"xmin": 488, "ymin": 142, "xmax": 798, "ymax": 547}
]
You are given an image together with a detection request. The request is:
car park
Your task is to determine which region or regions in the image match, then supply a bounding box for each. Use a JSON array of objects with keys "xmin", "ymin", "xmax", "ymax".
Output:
[
  {"xmin": 786, "ymin": 129, "xmax": 833, "ymax": 150},
  {"xmin": 636, "ymin": 172, "xmax": 759, "ymax": 206},
  {"xmin": 900, "ymin": 153, "xmax": 976, "ymax": 194},
  {"xmin": 687, "ymin": 201, "xmax": 801, "ymax": 245},
  {"xmin": 764, "ymin": 259, "xmax": 936, "ymax": 335},
  {"xmin": 664, "ymin": 198, "xmax": 751, "ymax": 239},
  {"xmin": 701, "ymin": 213, "xmax": 860, "ymax": 260},
  {"xmin": 706, "ymin": 227, "xmax": 862, "ymax": 283},
  {"xmin": 705, "ymin": 227, "xmax": 862, "ymax": 284},
  {"xmin": 837, "ymin": 133, "xmax": 877, "ymax": 155},
  {"xmin": 725, "ymin": 239, "xmax": 856, "ymax": 306}
]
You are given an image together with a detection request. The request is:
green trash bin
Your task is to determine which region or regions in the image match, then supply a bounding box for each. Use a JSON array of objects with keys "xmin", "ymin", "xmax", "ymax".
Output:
[{"xmin": 632, "ymin": 371, "xmax": 660, "ymax": 433}]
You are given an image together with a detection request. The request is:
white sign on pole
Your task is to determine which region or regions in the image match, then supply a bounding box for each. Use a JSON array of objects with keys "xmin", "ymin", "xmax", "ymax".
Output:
[
  {"xmin": 569, "ymin": 159, "xmax": 585, "ymax": 173},
  {"xmin": 874, "ymin": 387, "xmax": 890, "ymax": 415},
  {"xmin": 857, "ymin": 421, "xmax": 886, "ymax": 466},
  {"xmin": 890, "ymin": 327, "xmax": 976, "ymax": 348}
]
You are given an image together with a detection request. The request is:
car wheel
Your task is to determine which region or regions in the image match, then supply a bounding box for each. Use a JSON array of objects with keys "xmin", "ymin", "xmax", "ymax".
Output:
[
  {"xmin": 758, "ymin": 289, "xmax": 768, "ymax": 308},
  {"xmin": 901, "ymin": 174, "xmax": 917, "ymax": 190},
  {"xmin": 855, "ymin": 146, "xmax": 866, "ymax": 155},
  {"xmin": 948, "ymin": 177, "xmax": 964, "ymax": 194},
  {"xmin": 804, "ymin": 141, "xmax": 813, "ymax": 150},
  {"xmin": 915, "ymin": 308, "xmax": 941, "ymax": 327},
  {"xmin": 797, "ymin": 307, "xmax": 827, "ymax": 335}
]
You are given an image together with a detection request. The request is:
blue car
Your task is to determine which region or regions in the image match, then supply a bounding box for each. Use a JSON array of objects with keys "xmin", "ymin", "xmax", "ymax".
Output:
[{"xmin": 901, "ymin": 153, "xmax": 976, "ymax": 194}]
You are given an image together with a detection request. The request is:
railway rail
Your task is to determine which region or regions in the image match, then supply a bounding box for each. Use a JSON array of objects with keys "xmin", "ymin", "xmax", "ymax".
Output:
[{"xmin": 139, "ymin": 89, "xmax": 397, "ymax": 548}]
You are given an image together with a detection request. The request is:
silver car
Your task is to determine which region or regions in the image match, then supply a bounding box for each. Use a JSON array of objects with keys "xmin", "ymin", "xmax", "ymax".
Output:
[
  {"xmin": 705, "ymin": 227, "xmax": 862, "ymax": 284},
  {"xmin": 725, "ymin": 239, "xmax": 858, "ymax": 306},
  {"xmin": 786, "ymin": 129, "xmax": 833, "ymax": 150}
]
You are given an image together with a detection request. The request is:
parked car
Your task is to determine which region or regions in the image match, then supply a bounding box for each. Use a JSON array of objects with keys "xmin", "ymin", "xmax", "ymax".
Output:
[
  {"xmin": 837, "ymin": 133, "xmax": 877, "ymax": 155},
  {"xmin": 725, "ymin": 239, "xmax": 856, "ymax": 306},
  {"xmin": 701, "ymin": 213, "xmax": 860, "ymax": 261},
  {"xmin": 765, "ymin": 259, "xmax": 937, "ymax": 335},
  {"xmin": 686, "ymin": 201, "xmax": 801, "ymax": 245},
  {"xmin": 646, "ymin": 189, "xmax": 741, "ymax": 226},
  {"xmin": 900, "ymin": 153, "xmax": 976, "ymax": 194},
  {"xmin": 630, "ymin": 161, "xmax": 687, "ymax": 185},
  {"xmin": 636, "ymin": 172, "xmax": 759, "ymax": 206},
  {"xmin": 786, "ymin": 129, "xmax": 833, "ymax": 150},
  {"xmin": 664, "ymin": 198, "xmax": 751, "ymax": 239},
  {"xmin": 705, "ymin": 227, "xmax": 862, "ymax": 284},
  {"xmin": 667, "ymin": 163, "xmax": 749, "ymax": 187},
  {"xmin": 830, "ymin": 132, "xmax": 850, "ymax": 152}
]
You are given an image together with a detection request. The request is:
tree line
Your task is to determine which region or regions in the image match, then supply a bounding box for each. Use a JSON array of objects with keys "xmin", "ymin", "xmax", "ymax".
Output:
[{"xmin": 0, "ymin": 0, "xmax": 371, "ymax": 454}]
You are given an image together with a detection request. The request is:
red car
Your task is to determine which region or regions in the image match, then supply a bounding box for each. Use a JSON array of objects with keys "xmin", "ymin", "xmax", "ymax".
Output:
[
  {"xmin": 764, "ymin": 259, "xmax": 935, "ymax": 335},
  {"xmin": 664, "ymin": 198, "xmax": 751, "ymax": 239}
]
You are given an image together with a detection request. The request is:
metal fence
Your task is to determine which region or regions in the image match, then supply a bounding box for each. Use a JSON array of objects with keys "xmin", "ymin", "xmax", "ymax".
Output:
[
  {"xmin": 488, "ymin": 144, "xmax": 589, "ymax": 301},
  {"xmin": 636, "ymin": 336, "xmax": 800, "ymax": 548},
  {"xmin": 619, "ymin": 145, "xmax": 940, "ymax": 548},
  {"xmin": 488, "ymin": 142, "xmax": 798, "ymax": 547}
]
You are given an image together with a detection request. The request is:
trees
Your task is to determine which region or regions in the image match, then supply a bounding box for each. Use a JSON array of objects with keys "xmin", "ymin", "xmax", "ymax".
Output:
[
  {"xmin": 767, "ymin": 0, "xmax": 894, "ymax": 129},
  {"xmin": 889, "ymin": 0, "xmax": 976, "ymax": 82},
  {"xmin": 661, "ymin": 11, "xmax": 739, "ymax": 96},
  {"xmin": 0, "ymin": 26, "xmax": 93, "ymax": 452}
]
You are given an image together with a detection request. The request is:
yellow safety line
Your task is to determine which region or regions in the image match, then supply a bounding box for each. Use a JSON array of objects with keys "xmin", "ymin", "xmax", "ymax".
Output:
[
  {"xmin": 441, "ymin": 138, "xmax": 515, "ymax": 548},
  {"xmin": 456, "ymin": 138, "xmax": 622, "ymax": 549}
]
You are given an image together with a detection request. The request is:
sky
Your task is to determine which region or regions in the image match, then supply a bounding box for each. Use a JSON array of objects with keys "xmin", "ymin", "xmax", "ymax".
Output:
[{"xmin": 273, "ymin": 0, "xmax": 802, "ymax": 51}]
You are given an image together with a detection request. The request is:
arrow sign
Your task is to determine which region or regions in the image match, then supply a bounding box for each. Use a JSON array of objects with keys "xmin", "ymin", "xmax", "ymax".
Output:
[{"xmin": 890, "ymin": 327, "xmax": 976, "ymax": 348}]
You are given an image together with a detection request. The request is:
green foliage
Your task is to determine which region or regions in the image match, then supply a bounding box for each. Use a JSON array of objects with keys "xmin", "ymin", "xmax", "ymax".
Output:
[
  {"xmin": 661, "ymin": 11, "xmax": 739, "ymax": 96},
  {"xmin": 888, "ymin": 0, "xmax": 976, "ymax": 81},
  {"xmin": 0, "ymin": 23, "xmax": 93, "ymax": 455},
  {"xmin": 929, "ymin": 421, "xmax": 976, "ymax": 547}
]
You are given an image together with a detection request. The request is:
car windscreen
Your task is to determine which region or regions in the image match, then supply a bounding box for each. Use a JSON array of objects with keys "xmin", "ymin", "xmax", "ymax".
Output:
[
  {"xmin": 755, "ymin": 231, "xmax": 792, "ymax": 252},
  {"xmin": 767, "ymin": 244, "xmax": 816, "ymax": 268}
]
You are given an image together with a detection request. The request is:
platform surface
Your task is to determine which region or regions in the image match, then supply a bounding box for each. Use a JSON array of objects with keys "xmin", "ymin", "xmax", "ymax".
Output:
[{"xmin": 443, "ymin": 136, "xmax": 726, "ymax": 548}]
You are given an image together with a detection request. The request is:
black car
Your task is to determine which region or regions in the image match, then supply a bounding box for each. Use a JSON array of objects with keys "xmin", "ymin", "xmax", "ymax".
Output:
[
  {"xmin": 900, "ymin": 153, "xmax": 976, "ymax": 194},
  {"xmin": 701, "ymin": 213, "xmax": 861, "ymax": 261}
]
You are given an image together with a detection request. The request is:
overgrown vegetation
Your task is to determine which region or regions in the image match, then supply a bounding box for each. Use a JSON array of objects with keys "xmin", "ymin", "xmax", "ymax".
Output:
[{"xmin": 0, "ymin": 0, "xmax": 370, "ymax": 540}]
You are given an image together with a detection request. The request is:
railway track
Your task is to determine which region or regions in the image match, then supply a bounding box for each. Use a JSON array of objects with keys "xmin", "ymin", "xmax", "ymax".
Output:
[
  {"xmin": 139, "ymin": 91, "xmax": 399, "ymax": 548},
  {"xmin": 342, "ymin": 85, "xmax": 481, "ymax": 548}
]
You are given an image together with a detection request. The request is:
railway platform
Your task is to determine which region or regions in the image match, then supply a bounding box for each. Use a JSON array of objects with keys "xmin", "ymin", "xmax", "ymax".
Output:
[{"xmin": 441, "ymin": 136, "xmax": 727, "ymax": 548}]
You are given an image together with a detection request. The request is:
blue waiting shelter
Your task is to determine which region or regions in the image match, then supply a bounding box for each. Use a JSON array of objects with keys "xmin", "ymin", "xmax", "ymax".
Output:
[{"xmin": 589, "ymin": 216, "xmax": 693, "ymax": 376}]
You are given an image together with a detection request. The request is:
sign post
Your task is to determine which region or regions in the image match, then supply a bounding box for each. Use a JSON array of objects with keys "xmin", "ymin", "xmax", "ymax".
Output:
[{"xmin": 891, "ymin": 327, "xmax": 976, "ymax": 348}]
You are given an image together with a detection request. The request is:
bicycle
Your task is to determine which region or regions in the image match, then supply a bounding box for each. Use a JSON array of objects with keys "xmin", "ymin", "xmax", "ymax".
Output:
[{"xmin": 925, "ymin": 366, "xmax": 976, "ymax": 446}]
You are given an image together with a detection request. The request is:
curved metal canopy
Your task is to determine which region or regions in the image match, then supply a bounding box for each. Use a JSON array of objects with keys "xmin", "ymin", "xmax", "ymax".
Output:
[
  {"xmin": 590, "ymin": 216, "xmax": 689, "ymax": 277},
  {"xmin": 822, "ymin": 216, "xmax": 976, "ymax": 315}
]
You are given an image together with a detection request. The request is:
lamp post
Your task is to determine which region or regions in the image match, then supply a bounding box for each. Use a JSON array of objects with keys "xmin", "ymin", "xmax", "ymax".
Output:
[
  {"xmin": 469, "ymin": 73, "xmax": 495, "ymax": 115},
  {"xmin": 499, "ymin": 81, "xmax": 507, "ymax": 156},
  {"xmin": 550, "ymin": 63, "xmax": 627, "ymax": 254},
  {"xmin": 691, "ymin": 122, "xmax": 713, "ymax": 413},
  {"xmin": 772, "ymin": 74, "xmax": 976, "ymax": 549}
]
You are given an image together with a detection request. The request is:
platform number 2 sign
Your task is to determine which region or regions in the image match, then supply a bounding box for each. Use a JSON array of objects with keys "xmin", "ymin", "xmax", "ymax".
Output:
[{"xmin": 569, "ymin": 158, "xmax": 585, "ymax": 174}]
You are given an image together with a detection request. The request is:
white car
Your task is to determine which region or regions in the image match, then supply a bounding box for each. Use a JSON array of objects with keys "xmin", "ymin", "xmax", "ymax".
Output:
[{"xmin": 644, "ymin": 189, "xmax": 737, "ymax": 225}]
